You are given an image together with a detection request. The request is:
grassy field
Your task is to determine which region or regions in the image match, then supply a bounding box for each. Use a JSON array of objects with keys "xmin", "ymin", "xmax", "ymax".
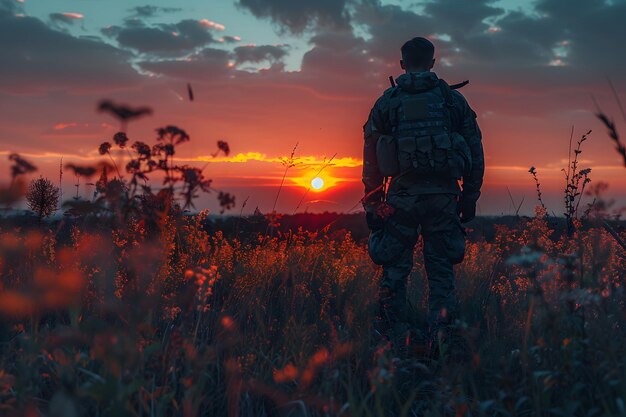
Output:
[{"xmin": 0, "ymin": 208, "xmax": 625, "ymax": 417}]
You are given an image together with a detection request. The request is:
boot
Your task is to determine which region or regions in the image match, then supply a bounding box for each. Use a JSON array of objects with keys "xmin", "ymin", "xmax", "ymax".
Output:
[{"xmin": 429, "ymin": 323, "xmax": 471, "ymax": 365}]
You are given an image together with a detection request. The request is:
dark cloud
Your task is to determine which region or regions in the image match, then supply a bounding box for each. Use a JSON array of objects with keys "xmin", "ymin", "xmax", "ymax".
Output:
[
  {"xmin": 103, "ymin": 19, "xmax": 216, "ymax": 56},
  {"xmin": 423, "ymin": 0, "xmax": 504, "ymax": 34},
  {"xmin": 346, "ymin": 0, "xmax": 626, "ymax": 94},
  {"xmin": 128, "ymin": 5, "xmax": 182, "ymax": 18},
  {"xmin": 457, "ymin": 11, "xmax": 558, "ymax": 65},
  {"xmin": 0, "ymin": 0, "xmax": 20, "ymax": 16},
  {"xmin": 234, "ymin": 44, "xmax": 288, "ymax": 65},
  {"xmin": 353, "ymin": 2, "xmax": 436, "ymax": 63},
  {"xmin": 237, "ymin": 0, "xmax": 351, "ymax": 33},
  {"xmin": 301, "ymin": 31, "xmax": 369, "ymax": 78},
  {"xmin": 86, "ymin": 0, "xmax": 626, "ymax": 102},
  {"xmin": 0, "ymin": 11, "xmax": 139, "ymax": 94},
  {"xmin": 120, "ymin": 17, "xmax": 146, "ymax": 28},
  {"xmin": 138, "ymin": 48, "xmax": 231, "ymax": 80},
  {"xmin": 222, "ymin": 35, "xmax": 242, "ymax": 43},
  {"xmin": 534, "ymin": 0, "xmax": 626, "ymax": 71}
]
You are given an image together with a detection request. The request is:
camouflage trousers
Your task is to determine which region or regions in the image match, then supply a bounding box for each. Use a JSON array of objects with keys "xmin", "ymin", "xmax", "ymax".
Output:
[{"xmin": 368, "ymin": 193, "xmax": 466, "ymax": 336}]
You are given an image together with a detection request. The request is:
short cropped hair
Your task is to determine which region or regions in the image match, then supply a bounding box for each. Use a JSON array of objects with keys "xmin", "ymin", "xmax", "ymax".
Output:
[{"xmin": 401, "ymin": 37, "xmax": 435, "ymax": 68}]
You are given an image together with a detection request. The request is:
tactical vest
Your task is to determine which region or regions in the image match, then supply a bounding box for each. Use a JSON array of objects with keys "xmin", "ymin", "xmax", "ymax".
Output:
[{"xmin": 376, "ymin": 80, "xmax": 472, "ymax": 180}]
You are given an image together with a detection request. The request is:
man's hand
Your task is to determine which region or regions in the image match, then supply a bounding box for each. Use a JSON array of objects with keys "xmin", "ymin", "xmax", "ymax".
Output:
[
  {"xmin": 458, "ymin": 198, "xmax": 476, "ymax": 223},
  {"xmin": 366, "ymin": 211, "xmax": 384, "ymax": 231}
]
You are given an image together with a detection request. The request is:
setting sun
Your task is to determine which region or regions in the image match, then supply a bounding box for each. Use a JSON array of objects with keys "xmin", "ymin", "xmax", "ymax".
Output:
[
  {"xmin": 311, "ymin": 177, "xmax": 324, "ymax": 190},
  {"xmin": 290, "ymin": 174, "xmax": 345, "ymax": 192}
]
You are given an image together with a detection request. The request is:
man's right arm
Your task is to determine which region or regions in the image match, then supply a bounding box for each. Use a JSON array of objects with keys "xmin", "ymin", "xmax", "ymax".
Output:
[
  {"xmin": 362, "ymin": 95, "xmax": 390, "ymax": 213},
  {"xmin": 449, "ymin": 90, "xmax": 484, "ymax": 222},
  {"xmin": 452, "ymin": 91, "xmax": 484, "ymax": 204}
]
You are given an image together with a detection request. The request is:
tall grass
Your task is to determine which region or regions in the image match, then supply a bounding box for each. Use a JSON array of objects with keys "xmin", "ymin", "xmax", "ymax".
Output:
[{"xmin": 0, "ymin": 204, "xmax": 625, "ymax": 416}]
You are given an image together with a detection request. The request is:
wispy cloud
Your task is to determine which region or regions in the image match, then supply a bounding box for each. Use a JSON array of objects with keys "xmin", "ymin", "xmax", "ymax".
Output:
[
  {"xmin": 0, "ymin": 150, "xmax": 363, "ymax": 168},
  {"xmin": 49, "ymin": 12, "xmax": 84, "ymax": 25},
  {"xmin": 60, "ymin": 12, "xmax": 83, "ymax": 19},
  {"xmin": 195, "ymin": 152, "xmax": 362, "ymax": 168},
  {"xmin": 53, "ymin": 122, "xmax": 79, "ymax": 131},
  {"xmin": 487, "ymin": 164, "xmax": 625, "ymax": 172}
]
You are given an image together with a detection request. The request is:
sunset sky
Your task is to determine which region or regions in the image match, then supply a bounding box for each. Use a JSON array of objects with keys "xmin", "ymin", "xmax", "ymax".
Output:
[{"xmin": 1, "ymin": 0, "xmax": 625, "ymax": 216}]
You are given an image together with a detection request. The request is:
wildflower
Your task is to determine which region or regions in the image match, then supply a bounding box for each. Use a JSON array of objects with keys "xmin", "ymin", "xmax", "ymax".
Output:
[
  {"xmin": 156, "ymin": 125, "xmax": 190, "ymax": 144},
  {"xmin": 113, "ymin": 131, "xmax": 129, "ymax": 148},
  {"xmin": 217, "ymin": 140, "xmax": 230, "ymax": 156},
  {"xmin": 98, "ymin": 142, "xmax": 112, "ymax": 155},
  {"xmin": 66, "ymin": 164, "xmax": 97, "ymax": 177},
  {"xmin": 8, "ymin": 153, "xmax": 37, "ymax": 178},
  {"xmin": 221, "ymin": 316, "xmax": 236, "ymax": 331},
  {"xmin": 218, "ymin": 192, "xmax": 236, "ymax": 213},
  {"xmin": 126, "ymin": 160, "xmax": 140, "ymax": 173},
  {"xmin": 0, "ymin": 291, "xmax": 34, "ymax": 317},
  {"xmin": 0, "ymin": 370, "xmax": 15, "ymax": 389},
  {"xmin": 506, "ymin": 246, "xmax": 544, "ymax": 267},
  {"xmin": 273, "ymin": 363, "xmax": 299, "ymax": 383},
  {"xmin": 311, "ymin": 348, "xmax": 329, "ymax": 366},
  {"xmin": 95, "ymin": 168, "xmax": 108, "ymax": 193},
  {"xmin": 132, "ymin": 142, "xmax": 151, "ymax": 159}
]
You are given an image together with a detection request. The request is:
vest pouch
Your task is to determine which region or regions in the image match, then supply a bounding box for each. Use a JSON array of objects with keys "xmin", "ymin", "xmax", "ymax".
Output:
[
  {"xmin": 432, "ymin": 133, "xmax": 452, "ymax": 148},
  {"xmin": 397, "ymin": 136, "xmax": 432, "ymax": 173},
  {"xmin": 376, "ymin": 134, "xmax": 399, "ymax": 176},
  {"xmin": 450, "ymin": 132, "xmax": 472, "ymax": 178},
  {"xmin": 431, "ymin": 133, "xmax": 452, "ymax": 171}
]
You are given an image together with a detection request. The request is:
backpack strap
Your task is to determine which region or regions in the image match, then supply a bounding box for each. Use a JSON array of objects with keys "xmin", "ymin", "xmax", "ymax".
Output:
[
  {"xmin": 438, "ymin": 79, "xmax": 455, "ymax": 108},
  {"xmin": 437, "ymin": 79, "xmax": 460, "ymax": 132},
  {"xmin": 386, "ymin": 86, "xmax": 401, "ymax": 132}
]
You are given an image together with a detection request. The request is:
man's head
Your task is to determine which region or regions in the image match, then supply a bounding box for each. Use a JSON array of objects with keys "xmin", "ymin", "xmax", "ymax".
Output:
[{"xmin": 400, "ymin": 37, "xmax": 435, "ymax": 72}]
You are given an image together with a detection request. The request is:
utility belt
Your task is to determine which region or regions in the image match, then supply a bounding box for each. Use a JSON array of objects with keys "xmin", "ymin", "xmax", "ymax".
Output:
[{"xmin": 388, "ymin": 206, "xmax": 420, "ymax": 228}]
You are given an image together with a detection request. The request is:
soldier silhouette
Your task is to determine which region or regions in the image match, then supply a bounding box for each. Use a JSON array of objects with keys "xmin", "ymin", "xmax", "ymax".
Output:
[{"xmin": 362, "ymin": 37, "xmax": 484, "ymax": 359}]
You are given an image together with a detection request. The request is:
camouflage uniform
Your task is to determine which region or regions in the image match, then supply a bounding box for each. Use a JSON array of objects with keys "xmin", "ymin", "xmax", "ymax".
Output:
[{"xmin": 362, "ymin": 71, "xmax": 484, "ymax": 339}]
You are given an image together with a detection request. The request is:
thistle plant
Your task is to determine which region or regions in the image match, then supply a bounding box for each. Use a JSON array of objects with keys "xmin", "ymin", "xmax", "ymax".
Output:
[
  {"xmin": 25, "ymin": 176, "xmax": 59, "ymax": 225},
  {"xmin": 563, "ymin": 130, "xmax": 593, "ymax": 234},
  {"xmin": 528, "ymin": 166, "xmax": 546, "ymax": 211},
  {"xmin": 528, "ymin": 129, "xmax": 593, "ymax": 234}
]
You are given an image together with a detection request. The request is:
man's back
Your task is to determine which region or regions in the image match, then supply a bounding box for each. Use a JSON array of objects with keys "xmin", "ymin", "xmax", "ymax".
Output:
[{"xmin": 361, "ymin": 36, "xmax": 484, "ymax": 361}]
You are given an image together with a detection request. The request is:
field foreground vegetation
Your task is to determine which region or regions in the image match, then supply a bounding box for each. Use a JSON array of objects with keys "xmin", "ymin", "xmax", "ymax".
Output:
[
  {"xmin": 1, "ymin": 101, "xmax": 626, "ymax": 416},
  {"xmin": 0, "ymin": 208, "xmax": 625, "ymax": 417}
]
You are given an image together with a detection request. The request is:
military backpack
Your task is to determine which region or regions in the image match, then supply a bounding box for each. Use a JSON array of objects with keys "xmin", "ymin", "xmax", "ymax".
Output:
[{"xmin": 376, "ymin": 79, "xmax": 472, "ymax": 180}]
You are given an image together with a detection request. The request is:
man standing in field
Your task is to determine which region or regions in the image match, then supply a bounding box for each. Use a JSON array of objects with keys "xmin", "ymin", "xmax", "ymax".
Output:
[{"xmin": 362, "ymin": 37, "xmax": 484, "ymax": 359}]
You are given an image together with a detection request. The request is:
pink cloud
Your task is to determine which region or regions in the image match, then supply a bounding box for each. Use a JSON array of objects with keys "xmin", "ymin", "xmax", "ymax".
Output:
[
  {"xmin": 53, "ymin": 122, "xmax": 79, "ymax": 131},
  {"xmin": 198, "ymin": 19, "xmax": 225, "ymax": 31},
  {"xmin": 60, "ymin": 12, "xmax": 83, "ymax": 20}
]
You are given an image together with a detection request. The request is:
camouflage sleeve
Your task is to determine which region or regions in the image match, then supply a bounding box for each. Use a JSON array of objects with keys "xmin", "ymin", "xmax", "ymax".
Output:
[
  {"xmin": 362, "ymin": 95, "xmax": 390, "ymax": 211},
  {"xmin": 452, "ymin": 90, "xmax": 484, "ymax": 203}
]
